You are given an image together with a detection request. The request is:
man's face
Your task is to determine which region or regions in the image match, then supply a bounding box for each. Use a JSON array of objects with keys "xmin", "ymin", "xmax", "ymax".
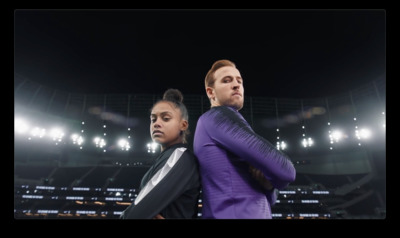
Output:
[{"xmin": 207, "ymin": 66, "xmax": 244, "ymax": 110}]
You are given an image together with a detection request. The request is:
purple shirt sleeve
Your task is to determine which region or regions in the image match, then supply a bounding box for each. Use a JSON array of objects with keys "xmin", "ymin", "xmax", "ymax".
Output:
[
  {"xmin": 266, "ymin": 188, "xmax": 278, "ymax": 206},
  {"xmin": 203, "ymin": 106, "xmax": 296, "ymax": 190}
]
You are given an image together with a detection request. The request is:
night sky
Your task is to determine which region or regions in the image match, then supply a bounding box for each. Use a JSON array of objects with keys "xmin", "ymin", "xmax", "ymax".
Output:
[{"xmin": 14, "ymin": 9, "xmax": 386, "ymax": 98}]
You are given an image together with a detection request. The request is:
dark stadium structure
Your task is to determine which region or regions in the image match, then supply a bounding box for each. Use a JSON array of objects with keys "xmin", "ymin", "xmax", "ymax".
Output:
[{"xmin": 14, "ymin": 75, "xmax": 386, "ymax": 219}]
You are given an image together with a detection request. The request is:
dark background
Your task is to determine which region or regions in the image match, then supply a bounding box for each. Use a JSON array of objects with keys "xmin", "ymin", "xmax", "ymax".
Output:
[{"xmin": 14, "ymin": 9, "xmax": 386, "ymax": 98}]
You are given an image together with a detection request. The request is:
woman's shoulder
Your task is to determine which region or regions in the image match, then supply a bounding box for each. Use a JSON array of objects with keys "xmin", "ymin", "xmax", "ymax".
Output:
[
  {"xmin": 178, "ymin": 147, "xmax": 199, "ymax": 162},
  {"xmin": 170, "ymin": 144, "xmax": 195, "ymax": 158}
]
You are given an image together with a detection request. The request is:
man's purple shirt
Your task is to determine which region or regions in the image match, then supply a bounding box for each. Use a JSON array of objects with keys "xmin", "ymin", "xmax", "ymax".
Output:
[{"xmin": 194, "ymin": 106, "xmax": 296, "ymax": 219}]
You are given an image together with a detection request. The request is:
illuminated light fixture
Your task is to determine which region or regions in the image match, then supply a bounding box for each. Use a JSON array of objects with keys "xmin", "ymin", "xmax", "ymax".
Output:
[
  {"xmin": 118, "ymin": 138, "xmax": 131, "ymax": 151},
  {"xmin": 31, "ymin": 127, "xmax": 46, "ymax": 138},
  {"xmin": 15, "ymin": 118, "xmax": 29, "ymax": 134},
  {"xmin": 94, "ymin": 137, "xmax": 106, "ymax": 148},
  {"xmin": 299, "ymin": 100, "xmax": 313, "ymax": 149},
  {"xmin": 80, "ymin": 121, "xmax": 85, "ymax": 134},
  {"xmin": 281, "ymin": 141, "xmax": 287, "ymax": 150},
  {"xmin": 355, "ymin": 128, "xmax": 372, "ymax": 140},
  {"xmin": 276, "ymin": 141, "xmax": 287, "ymax": 151},
  {"xmin": 302, "ymin": 137, "xmax": 313, "ymax": 148},
  {"xmin": 300, "ymin": 124, "xmax": 313, "ymax": 148},
  {"xmin": 274, "ymin": 99, "xmax": 286, "ymax": 151},
  {"xmin": 71, "ymin": 133, "xmax": 84, "ymax": 146},
  {"xmin": 49, "ymin": 128, "xmax": 65, "ymax": 142},
  {"xmin": 330, "ymin": 130, "xmax": 343, "ymax": 143},
  {"xmin": 147, "ymin": 142, "xmax": 158, "ymax": 153}
]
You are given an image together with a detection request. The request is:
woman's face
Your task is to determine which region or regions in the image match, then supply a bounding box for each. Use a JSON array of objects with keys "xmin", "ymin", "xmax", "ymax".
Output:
[{"xmin": 150, "ymin": 101, "xmax": 187, "ymax": 150}]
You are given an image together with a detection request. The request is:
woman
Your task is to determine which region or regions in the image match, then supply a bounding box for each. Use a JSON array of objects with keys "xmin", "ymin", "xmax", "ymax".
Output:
[{"xmin": 120, "ymin": 89, "xmax": 201, "ymax": 219}]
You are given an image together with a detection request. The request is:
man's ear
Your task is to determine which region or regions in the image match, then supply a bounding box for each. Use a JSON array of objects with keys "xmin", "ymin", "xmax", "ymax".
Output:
[{"xmin": 206, "ymin": 87, "xmax": 214, "ymax": 100}]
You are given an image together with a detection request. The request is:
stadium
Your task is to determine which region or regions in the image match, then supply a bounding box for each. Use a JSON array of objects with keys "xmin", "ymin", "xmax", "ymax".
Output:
[{"xmin": 14, "ymin": 9, "xmax": 386, "ymax": 219}]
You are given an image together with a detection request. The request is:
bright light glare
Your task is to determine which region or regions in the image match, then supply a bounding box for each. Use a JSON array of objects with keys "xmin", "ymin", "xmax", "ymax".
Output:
[
  {"xmin": 277, "ymin": 141, "xmax": 287, "ymax": 150},
  {"xmin": 147, "ymin": 142, "xmax": 158, "ymax": 153},
  {"xmin": 330, "ymin": 130, "xmax": 343, "ymax": 143},
  {"xmin": 118, "ymin": 139, "xmax": 131, "ymax": 151},
  {"xmin": 49, "ymin": 128, "xmax": 65, "ymax": 141},
  {"xmin": 15, "ymin": 118, "xmax": 29, "ymax": 134},
  {"xmin": 94, "ymin": 137, "xmax": 106, "ymax": 148},
  {"xmin": 360, "ymin": 128, "xmax": 371, "ymax": 139},
  {"xmin": 31, "ymin": 127, "xmax": 46, "ymax": 138},
  {"xmin": 355, "ymin": 128, "xmax": 372, "ymax": 140},
  {"xmin": 302, "ymin": 137, "xmax": 313, "ymax": 148},
  {"xmin": 71, "ymin": 134, "xmax": 84, "ymax": 145}
]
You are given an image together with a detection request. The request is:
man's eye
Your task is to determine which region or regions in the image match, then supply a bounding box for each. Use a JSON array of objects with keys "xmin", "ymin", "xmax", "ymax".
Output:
[{"xmin": 163, "ymin": 118, "xmax": 170, "ymax": 121}]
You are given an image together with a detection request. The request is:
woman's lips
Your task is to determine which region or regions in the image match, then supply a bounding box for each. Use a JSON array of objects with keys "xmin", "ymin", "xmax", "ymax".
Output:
[{"xmin": 152, "ymin": 130, "xmax": 163, "ymax": 136}]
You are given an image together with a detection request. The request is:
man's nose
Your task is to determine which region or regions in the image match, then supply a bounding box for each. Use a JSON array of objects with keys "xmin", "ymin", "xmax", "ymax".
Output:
[{"xmin": 232, "ymin": 80, "xmax": 240, "ymax": 89}]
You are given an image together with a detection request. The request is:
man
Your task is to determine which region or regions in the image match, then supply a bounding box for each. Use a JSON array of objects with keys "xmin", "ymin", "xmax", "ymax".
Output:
[{"xmin": 193, "ymin": 59, "xmax": 296, "ymax": 219}]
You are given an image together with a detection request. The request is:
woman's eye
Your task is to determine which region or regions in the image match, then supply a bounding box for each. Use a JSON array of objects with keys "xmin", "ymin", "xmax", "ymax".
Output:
[{"xmin": 163, "ymin": 117, "xmax": 170, "ymax": 121}]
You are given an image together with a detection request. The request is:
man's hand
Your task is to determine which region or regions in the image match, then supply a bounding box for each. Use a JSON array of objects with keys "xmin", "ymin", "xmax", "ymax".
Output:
[{"xmin": 249, "ymin": 165, "xmax": 274, "ymax": 191}]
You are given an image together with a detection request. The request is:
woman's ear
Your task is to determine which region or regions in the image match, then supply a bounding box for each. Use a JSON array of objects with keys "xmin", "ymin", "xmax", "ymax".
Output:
[{"xmin": 180, "ymin": 120, "xmax": 188, "ymax": 131}]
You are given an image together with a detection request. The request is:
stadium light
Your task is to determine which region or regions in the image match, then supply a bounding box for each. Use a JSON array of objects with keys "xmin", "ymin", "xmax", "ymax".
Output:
[
  {"xmin": 15, "ymin": 118, "xmax": 30, "ymax": 134},
  {"xmin": 30, "ymin": 127, "xmax": 46, "ymax": 138},
  {"xmin": 94, "ymin": 137, "xmax": 106, "ymax": 148},
  {"xmin": 330, "ymin": 130, "xmax": 343, "ymax": 143},
  {"xmin": 356, "ymin": 128, "xmax": 372, "ymax": 140},
  {"xmin": 302, "ymin": 137, "xmax": 313, "ymax": 148},
  {"xmin": 147, "ymin": 142, "xmax": 158, "ymax": 153},
  {"xmin": 117, "ymin": 138, "xmax": 131, "ymax": 151},
  {"xmin": 277, "ymin": 141, "xmax": 287, "ymax": 150},
  {"xmin": 71, "ymin": 133, "xmax": 84, "ymax": 146},
  {"xmin": 49, "ymin": 128, "xmax": 65, "ymax": 142}
]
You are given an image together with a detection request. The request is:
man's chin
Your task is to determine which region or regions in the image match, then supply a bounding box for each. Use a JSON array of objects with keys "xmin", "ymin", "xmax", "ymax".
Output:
[{"xmin": 230, "ymin": 103, "xmax": 243, "ymax": 111}]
